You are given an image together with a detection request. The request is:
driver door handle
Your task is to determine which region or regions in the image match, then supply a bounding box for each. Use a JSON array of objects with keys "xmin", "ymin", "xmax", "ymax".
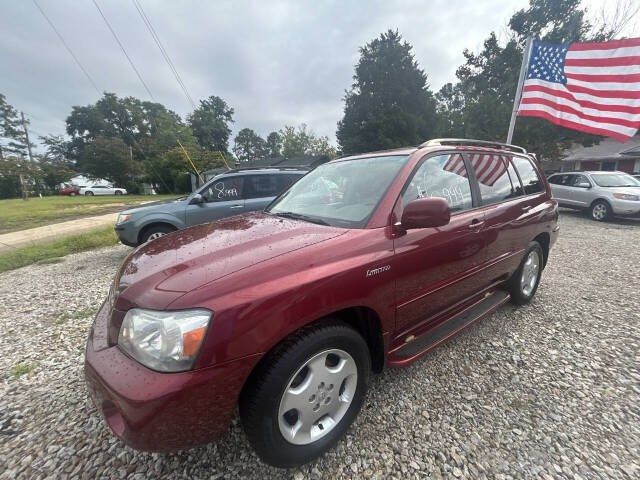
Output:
[
  {"xmin": 522, "ymin": 205, "xmax": 532, "ymax": 211},
  {"xmin": 468, "ymin": 219, "xmax": 484, "ymax": 229},
  {"xmin": 230, "ymin": 205, "xmax": 244, "ymax": 209}
]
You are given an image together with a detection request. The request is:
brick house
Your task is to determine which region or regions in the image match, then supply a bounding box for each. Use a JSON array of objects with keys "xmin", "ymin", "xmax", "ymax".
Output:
[{"xmin": 560, "ymin": 136, "xmax": 640, "ymax": 173}]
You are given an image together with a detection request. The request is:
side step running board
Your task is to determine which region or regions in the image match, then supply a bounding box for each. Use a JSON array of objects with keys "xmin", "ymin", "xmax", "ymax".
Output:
[{"xmin": 389, "ymin": 290, "xmax": 510, "ymax": 366}]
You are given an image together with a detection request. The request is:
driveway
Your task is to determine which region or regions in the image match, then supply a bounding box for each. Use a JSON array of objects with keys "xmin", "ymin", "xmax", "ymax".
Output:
[{"xmin": 0, "ymin": 211, "xmax": 638, "ymax": 479}]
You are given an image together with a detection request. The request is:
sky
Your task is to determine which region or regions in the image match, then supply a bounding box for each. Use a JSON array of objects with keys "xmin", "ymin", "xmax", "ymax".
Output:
[{"xmin": 0, "ymin": 0, "xmax": 634, "ymax": 153}]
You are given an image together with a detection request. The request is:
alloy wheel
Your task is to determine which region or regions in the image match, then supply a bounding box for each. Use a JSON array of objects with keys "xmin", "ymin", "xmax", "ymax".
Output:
[
  {"xmin": 278, "ymin": 349, "xmax": 358, "ymax": 445},
  {"xmin": 520, "ymin": 250, "xmax": 540, "ymax": 297},
  {"xmin": 592, "ymin": 203, "xmax": 607, "ymax": 221},
  {"xmin": 147, "ymin": 232, "xmax": 166, "ymax": 241}
]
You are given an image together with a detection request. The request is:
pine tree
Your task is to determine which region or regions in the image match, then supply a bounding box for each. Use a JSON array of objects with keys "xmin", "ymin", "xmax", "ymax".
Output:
[{"xmin": 336, "ymin": 30, "xmax": 438, "ymax": 155}]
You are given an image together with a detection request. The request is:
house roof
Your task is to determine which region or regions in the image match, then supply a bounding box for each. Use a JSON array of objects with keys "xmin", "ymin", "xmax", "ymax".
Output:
[{"xmin": 562, "ymin": 136, "xmax": 640, "ymax": 162}]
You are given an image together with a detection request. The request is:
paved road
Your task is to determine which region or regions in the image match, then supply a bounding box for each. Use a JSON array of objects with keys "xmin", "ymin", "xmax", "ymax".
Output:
[{"xmin": 0, "ymin": 211, "xmax": 638, "ymax": 479}]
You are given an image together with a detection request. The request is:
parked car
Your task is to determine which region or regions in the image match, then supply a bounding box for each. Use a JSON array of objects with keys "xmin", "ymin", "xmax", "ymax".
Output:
[
  {"xmin": 114, "ymin": 167, "xmax": 307, "ymax": 246},
  {"xmin": 547, "ymin": 171, "xmax": 640, "ymax": 221},
  {"xmin": 80, "ymin": 185, "xmax": 127, "ymax": 196},
  {"xmin": 85, "ymin": 139, "xmax": 559, "ymax": 467},
  {"xmin": 59, "ymin": 184, "xmax": 82, "ymax": 196}
]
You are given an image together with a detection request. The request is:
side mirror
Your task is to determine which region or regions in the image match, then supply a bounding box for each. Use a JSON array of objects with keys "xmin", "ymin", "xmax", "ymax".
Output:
[
  {"xmin": 401, "ymin": 197, "xmax": 451, "ymax": 230},
  {"xmin": 575, "ymin": 182, "xmax": 591, "ymax": 189},
  {"xmin": 189, "ymin": 193, "xmax": 204, "ymax": 205}
]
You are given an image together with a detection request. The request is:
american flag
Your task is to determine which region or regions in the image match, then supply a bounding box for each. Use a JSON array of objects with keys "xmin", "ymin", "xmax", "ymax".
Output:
[
  {"xmin": 518, "ymin": 38, "xmax": 640, "ymax": 142},
  {"xmin": 443, "ymin": 153, "xmax": 507, "ymax": 186}
]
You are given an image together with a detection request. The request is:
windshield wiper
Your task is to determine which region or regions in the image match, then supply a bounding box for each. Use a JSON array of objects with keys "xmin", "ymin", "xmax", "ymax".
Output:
[{"xmin": 273, "ymin": 211, "xmax": 330, "ymax": 226}]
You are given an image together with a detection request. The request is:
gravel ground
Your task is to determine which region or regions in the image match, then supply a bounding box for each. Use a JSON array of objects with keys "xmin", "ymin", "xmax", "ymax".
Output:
[{"xmin": 0, "ymin": 210, "xmax": 639, "ymax": 480}]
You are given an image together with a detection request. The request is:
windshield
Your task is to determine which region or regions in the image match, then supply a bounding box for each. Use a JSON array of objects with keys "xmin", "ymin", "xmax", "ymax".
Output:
[
  {"xmin": 590, "ymin": 173, "xmax": 640, "ymax": 188},
  {"xmin": 266, "ymin": 155, "xmax": 408, "ymax": 228}
]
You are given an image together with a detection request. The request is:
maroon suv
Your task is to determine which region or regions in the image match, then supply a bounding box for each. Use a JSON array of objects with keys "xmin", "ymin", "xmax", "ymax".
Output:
[{"xmin": 85, "ymin": 139, "xmax": 559, "ymax": 467}]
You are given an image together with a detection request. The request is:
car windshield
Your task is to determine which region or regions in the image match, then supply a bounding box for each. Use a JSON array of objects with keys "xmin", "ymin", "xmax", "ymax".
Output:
[
  {"xmin": 590, "ymin": 173, "xmax": 640, "ymax": 187},
  {"xmin": 266, "ymin": 155, "xmax": 408, "ymax": 228}
]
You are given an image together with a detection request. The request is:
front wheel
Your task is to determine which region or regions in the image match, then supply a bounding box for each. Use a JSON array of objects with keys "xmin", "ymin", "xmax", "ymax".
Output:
[
  {"xmin": 240, "ymin": 320, "xmax": 370, "ymax": 468},
  {"xmin": 590, "ymin": 200, "xmax": 610, "ymax": 222},
  {"xmin": 70, "ymin": 192, "xmax": 76, "ymax": 197},
  {"xmin": 507, "ymin": 241, "xmax": 543, "ymax": 305},
  {"xmin": 115, "ymin": 190, "xmax": 123, "ymax": 195},
  {"xmin": 85, "ymin": 191, "xmax": 94, "ymax": 196}
]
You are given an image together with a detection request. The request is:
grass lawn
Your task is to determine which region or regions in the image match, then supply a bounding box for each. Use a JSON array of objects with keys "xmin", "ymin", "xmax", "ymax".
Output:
[
  {"xmin": 0, "ymin": 194, "xmax": 178, "ymax": 234},
  {"xmin": 0, "ymin": 226, "xmax": 119, "ymax": 273}
]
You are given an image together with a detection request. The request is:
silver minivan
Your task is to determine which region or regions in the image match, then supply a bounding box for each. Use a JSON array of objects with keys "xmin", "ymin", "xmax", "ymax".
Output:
[{"xmin": 547, "ymin": 171, "xmax": 640, "ymax": 221}]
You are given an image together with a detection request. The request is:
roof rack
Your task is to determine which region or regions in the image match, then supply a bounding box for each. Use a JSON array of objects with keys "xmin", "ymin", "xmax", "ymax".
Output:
[
  {"xmin": 227, "ymin": 165, "xmax": 311, "ymax": 173},
  {"xmin": 420, "ymin": 138, "xmax": 527, "ymax": 154}
]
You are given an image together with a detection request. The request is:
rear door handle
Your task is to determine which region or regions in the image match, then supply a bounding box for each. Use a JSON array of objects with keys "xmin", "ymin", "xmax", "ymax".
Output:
[
  {"xmin": 469, "ymin": 220, "xmax": 484, "ymax": 229},
  {"xmin": 522, "ymin": 205, "xmax": 532, "ymax": 211},
  {"xmin": 230, "ymin": 205, "xmax": 244, "ymax": 209}
]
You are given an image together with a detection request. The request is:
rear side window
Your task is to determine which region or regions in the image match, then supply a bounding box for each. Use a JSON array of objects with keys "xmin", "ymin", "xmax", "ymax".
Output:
[
  {"xmin": 512, "ymin": 156, "xmax": 544, "ymax": 195},
  {"xmin": 548, "ymin": 174, "xmax": 572, "ymax": 186},
  {"xmin": 203, "ymin": 176, "xmax": 244, "ymax": 202},
  {"xmin": 245, "ymin": 174, "xmax": 281, "ymax": 198},
  {"xmin": 466, "ymin": 153, "xmax": 515, "ymax": 205},
  {"xmin": 402, "ymin": 153, "xmax": 473, "ymax": 213}
]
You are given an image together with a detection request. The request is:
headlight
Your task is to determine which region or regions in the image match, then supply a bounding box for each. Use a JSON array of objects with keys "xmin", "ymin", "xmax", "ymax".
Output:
[
  {"xmin": 117, "ymin": 213, "xmax": 132, "ymax": 224},
  {"xmin": 118, "ymin": 308, "xmax": 212, "ymax": 372},
  {"xmin": 613, "ymin": 193, "xmax": 640, "ymax": 201}
]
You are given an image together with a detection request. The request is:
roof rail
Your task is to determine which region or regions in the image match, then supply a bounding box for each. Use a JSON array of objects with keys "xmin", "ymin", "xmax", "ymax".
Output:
[
  {"xmin": 227, "ymin": 165, "xmax": 311, "ymax": 173},
  {"xmin": 420, "ymin": 138, "xmax": 527, "ymax": 154}
]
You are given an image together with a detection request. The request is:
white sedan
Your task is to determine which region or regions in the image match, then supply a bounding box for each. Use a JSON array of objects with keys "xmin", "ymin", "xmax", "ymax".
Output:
[{"xmin": 79, "ymin": 185, "xmax": 128, "ymax": 196}]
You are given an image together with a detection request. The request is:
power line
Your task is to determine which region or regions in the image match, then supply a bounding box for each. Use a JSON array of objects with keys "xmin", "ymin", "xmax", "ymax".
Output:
[
  {"xmin": 91, "ymin": 0, "xmax": 155, "ymax": 101},
  {"xmin": 131, "ymin": 0, "xmax": 196, "ymax": 109},
  {"xmin": 32, "ymin": 0, "xmax": 101, "ymax": 95}
]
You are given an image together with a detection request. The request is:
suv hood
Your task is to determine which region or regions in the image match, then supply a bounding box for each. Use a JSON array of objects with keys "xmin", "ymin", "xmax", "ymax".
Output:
[
  {"xmin": 113, "ymin": 212, "xmax": 347, "ymax": 310},
  {"xmin": 121, "ymin": 196, "xmax": 188, "ymax": 215},
  {"xmin": 604, "ymin": 186, "xmax": 640, "ymax": 195}
]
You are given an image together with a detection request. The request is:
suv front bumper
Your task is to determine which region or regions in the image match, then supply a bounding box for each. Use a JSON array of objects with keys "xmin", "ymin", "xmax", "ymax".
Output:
[{"xmin": 84, "ymin": 301, "xmax": 261, "ymax": 452}]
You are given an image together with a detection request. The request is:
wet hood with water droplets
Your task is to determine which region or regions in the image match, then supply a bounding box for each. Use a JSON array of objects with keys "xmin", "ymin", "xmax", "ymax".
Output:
[{"xmin": 112, "ymin": 212, "xmax": 347, "ymax": 310}]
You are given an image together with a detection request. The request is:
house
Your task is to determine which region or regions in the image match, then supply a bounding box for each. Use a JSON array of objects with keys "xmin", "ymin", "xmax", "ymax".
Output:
[{"xmin": 560, "ymin": 136, "xmax": 640, "ymax": 173}]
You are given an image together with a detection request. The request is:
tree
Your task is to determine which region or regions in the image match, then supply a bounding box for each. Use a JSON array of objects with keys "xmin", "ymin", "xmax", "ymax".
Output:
[
  {"xmin": 336, "ymin": 30, "xmax": 438, "ymax": 154},
  {"xmin": 187, "ymin": 95, "xmax": 234, "ymax": 152},
  {"xmin": 66, "ymin": 93, "xmax": 209, "ymax": 192},
  {"xmin": 38, "ymin": 135, "xmax": 76, "ymax": 191},
  {"xmin": 233, "ymin": 128, "xmax": 269, "ymax": 162},
  {"xmin": 437, "ymin": 0, "xmax": 604, "ymax": 162},
  {"xmin": 266, "ymin": 131, "xmax": 282, "ymax": 157},
  {"xmin": 0, "ymin": 93, "xmax": 29, "ymax": 158},
  {"xmin": 280, "ymin": 124, "xmax": 337, "ymax": 158},
  {"xmin": 76, "ymin": 136, "xmax": 135, "ymax": 187}
]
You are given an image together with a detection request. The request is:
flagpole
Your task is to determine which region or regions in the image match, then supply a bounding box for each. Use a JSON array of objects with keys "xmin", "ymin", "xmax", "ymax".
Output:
[{"xmin": 506, "ymin": 37, "xmax": 533, "ymax": 144}]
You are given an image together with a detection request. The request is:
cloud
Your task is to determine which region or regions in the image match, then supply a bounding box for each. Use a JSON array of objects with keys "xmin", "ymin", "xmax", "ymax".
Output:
[{"xmin": 1, "ymin": 0, "xmax": 532, "ymax": 152}]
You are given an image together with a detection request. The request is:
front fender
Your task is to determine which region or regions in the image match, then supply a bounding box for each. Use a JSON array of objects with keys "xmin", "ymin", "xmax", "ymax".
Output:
[{"xmin": 135, "ymin": 212, "xmax": 186, "ymax": 231}]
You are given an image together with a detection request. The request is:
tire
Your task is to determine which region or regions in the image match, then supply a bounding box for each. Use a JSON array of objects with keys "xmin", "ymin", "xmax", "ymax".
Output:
[
  {"xmin": 590, "ymin": 200, "xmax": 610, "ymax": 222},
  {"xmin": 115, "ymin": 190, "xmax": 123, "ymax": 195},
  {"xmin": 85, "ymin": 191, "xmax": 94, "ymax": 196},
  {"xmin": 70, "ymin": 192, "xmax": 76, "ymax": 197},
  {"xmin": 240, "ymin": 320, "xmax": 371, "ymax": 468},
  {"xmin": 507, "ymin": 241, "xmax": 543, "ymax": 305},
  {"xmin": 139, "ymin": 224, "xmax": 175, "ymax": 244}
]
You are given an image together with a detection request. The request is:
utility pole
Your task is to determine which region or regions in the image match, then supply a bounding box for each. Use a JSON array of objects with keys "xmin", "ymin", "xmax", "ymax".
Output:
[
  {"xmin": 21, "ymin": 112, "xmax": 34, "ymax": 162},
  {"xmin": 19, "ymin": 112, "xmax": 34, "ymax": 200}
]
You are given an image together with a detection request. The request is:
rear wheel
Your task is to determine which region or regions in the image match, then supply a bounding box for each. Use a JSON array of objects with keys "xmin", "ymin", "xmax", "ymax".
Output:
[
  {"xmin": 85, "ymin": 191, "xmax": 94, "ymax": 196},
  {"xmin": 139, "ymin": 224, "xmax": 175, "ymax": 244},
  {"xmin": 507, "ymin": 241, "xmax": 543, "ymax": 305},
  {"xmin": 240, "ymin": 320, "xmax": 370, "ymax": 468},
  {"xmin": 115, "ymin": 190, "xmax": 123, "ymax": 195},
  {"xmin": 70, "ymin": 192, "xmax": 76, "ymax": 197},
  {"xmin": 590, "ymin": 200, "xmax": 610, "ymax": 222}
]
